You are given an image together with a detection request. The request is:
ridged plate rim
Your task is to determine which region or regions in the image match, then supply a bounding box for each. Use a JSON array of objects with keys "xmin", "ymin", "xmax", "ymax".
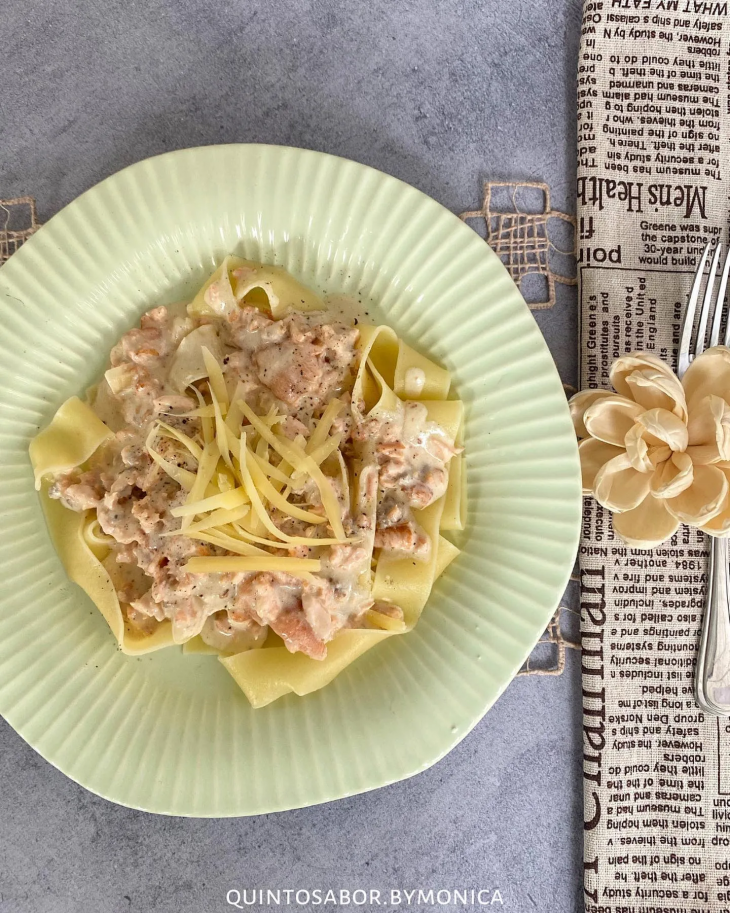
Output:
[{"xmin": 0, "ymin": 144, "xmax": 580, "ymax": 816}]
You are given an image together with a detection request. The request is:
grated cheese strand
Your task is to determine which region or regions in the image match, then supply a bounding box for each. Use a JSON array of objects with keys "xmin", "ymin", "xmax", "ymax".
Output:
[
  {"xmin": 201, "ymin": 346, "xmax": 229, "ymax": 407},
  {"xmin": 185, "ymin": 556, "xmax": 322, "ymax": 575},
  {"xmin": 249, "ymin": 450, "xmax": 291, "ymax": 486},
  {"xmin": 230, "ymin": 521, "xmax": 358, "ymax": 549},
  {"xmin": 179, "ymin": 440, "xmax": 220, "ymax": 529},
  {"xmin": 307, "ymin": 398, "xmax": 343, "ymax": 454},
  {"xmin": 182, "ymin": 529, "xmax": 268, "ymax": 558},
  {"xmin": 145, "ymin": 425, "xmax": 197, "ymax": 491},
  {"xmin": 181, "ymin": 504, "xmax": 251, "ymax": 535},
  {"xmin": 191, "ymin": 386, "xmax": 214, "ymax": 445},
  {"xmin": 237, "ymin": 432, "xmax": 303, "ymax": 543},
  {"xmin": 245, "ymin": 446, "xmax": 326, "ymax": 525},
  {"xmin": 238, "ymin": 400, "xmax": 346, "ymax": 539},
  {"xmin": 156, "ymin": 421, "xmax": 204, "ymax": 462},
  {"xmin": 171, "ymin": 487, "xmax": 248, "ymax": 518}
]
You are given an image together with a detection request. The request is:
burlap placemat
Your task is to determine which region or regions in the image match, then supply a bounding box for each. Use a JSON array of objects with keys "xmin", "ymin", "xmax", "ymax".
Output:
[
  {"xmin": 577, "ymin": 4, "xmax": 730, "ymax": 910},
  {"xmin": 461, "ymin": 180, "xmax": 580, "ymax": 674},
  {"xmin": 0, "ymin": 198, "xmax": 38, "ymax": 260}
]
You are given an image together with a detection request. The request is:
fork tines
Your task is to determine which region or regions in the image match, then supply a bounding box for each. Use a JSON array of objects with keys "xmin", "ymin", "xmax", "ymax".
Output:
[{"xmin": 678, "ymin": 241, "xmax": 730, "ymax": 379}]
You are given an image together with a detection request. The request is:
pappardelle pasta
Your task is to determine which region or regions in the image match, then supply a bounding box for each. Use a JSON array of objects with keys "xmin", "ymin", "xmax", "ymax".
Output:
[{"xmin": 30, "ymin": 258, "xmax": 465, "ymax": 707}]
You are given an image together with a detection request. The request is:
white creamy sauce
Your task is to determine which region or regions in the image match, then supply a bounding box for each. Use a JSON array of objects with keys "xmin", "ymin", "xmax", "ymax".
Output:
[
  {"xmin": 404, "ymin": 367, "xmax": 426, "ymax": 397},
  {"xmin": 321, "ymin": 294, "xmax": 372, "ymax": 327},
  {"xmin": 50, "ymin": 276, "xmax": 458, "ymax": 661}
]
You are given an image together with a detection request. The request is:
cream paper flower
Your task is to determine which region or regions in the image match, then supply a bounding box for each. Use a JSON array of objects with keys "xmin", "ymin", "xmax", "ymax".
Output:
[{"xmin": 571, "ymin": 348, "xmax": 730, "ymax": 549}]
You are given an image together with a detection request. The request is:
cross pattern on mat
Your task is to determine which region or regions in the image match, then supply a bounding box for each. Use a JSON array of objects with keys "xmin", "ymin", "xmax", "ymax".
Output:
[
  {"xmin": 460, "ymin": 181, "xmax": 576, "ymax": 310},
  {"xmin": 0, "ymin": 197, "xmax": 39, "ymax": 264},
  {"xmin": 518, "ymin": 596, "xmax": 580, "ymax": 677}
]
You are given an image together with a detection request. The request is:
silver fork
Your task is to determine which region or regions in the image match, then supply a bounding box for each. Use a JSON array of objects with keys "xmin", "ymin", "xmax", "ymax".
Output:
[{"xmin": 678, "ymin": 240, "xmax": 730, "ymax": 715}]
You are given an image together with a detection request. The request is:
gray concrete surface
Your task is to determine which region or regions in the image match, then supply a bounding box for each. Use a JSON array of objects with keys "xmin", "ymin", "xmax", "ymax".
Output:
[{"xmin": 0, "ymin": 1, "xmax": 584, "ymax": 911}]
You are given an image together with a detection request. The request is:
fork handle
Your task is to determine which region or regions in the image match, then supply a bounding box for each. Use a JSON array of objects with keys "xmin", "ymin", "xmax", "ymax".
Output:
[{"xmin": 696, "ymin": 536, "xmax": 730, "ymax": 715}]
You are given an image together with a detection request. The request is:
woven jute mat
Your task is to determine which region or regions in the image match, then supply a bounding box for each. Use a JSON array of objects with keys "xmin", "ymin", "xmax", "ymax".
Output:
[
  {"xmin": 461, "ymin": 179, "xmax": 579, "ymax": 674},
  {"xmin": 0, "ymin": 198, "xmax": 38, "ymax": 260}
]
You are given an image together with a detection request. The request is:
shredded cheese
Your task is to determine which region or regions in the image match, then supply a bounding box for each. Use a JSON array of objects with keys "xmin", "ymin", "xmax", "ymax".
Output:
[
  {"xmin": 181, "ymin": 504, "xmax": 251, "ymax": 535},
  {"xmin": 230, "ymin": 522, "xmax": 357, "ymax": 549},
  {"xmin": 171, "ymin": 487, "xmax": 248, "ymax": 518},
  {"xmin": 192, "ymin": 386, "xmax": 214, "ymax": 445},
  {"xmin": 307, "ymin": 399, "xmax": 342, "ymax": 454},
  {"xmin": 185, "ymin": 556, "xmax": 322, "ymax": 575},
  {"xmin": 249, "ymin": 450, "xmax": 291, "ymax": 485},
  {"xmin": 201, "ymin": 346, "xmax": 229, "ymax": 407},
  {"xmin": 224, "ymin": 381, "xmax": 247, "ymax": 435},
  {"xmin": 182, "ymin": 530, "xmax": 268, "ymax": 558},
  {"xmin": 216, "ymin": 470, "xmax": 236, "ymax": 492},
  {"xmin": 212, "ymin": 390, "xmax": 234, "ymax": 471},
  {"xmin": 238, "ymin": 401, "xmax": 346, "ymax": 539},
  {"xmin": 172, "ymin": 403, "xmax": 217, "ymax": 419},
  {"xmin": 237, "ymin": 432, "xmax": 317, "ymax": 543},
  {"xmin": 245, "ymin": 447, "xmax": 326, "ymax": 525},
  {"xmin": 179, "ymin": 440, "xmax": 220, "ymax": 529},
  {"xmin": 156, "ymin": 421, "xmax": 203, "ymax": 462},
  {"xmin": 291, "ymin": 433, "xmax": 342, "ymax": 481},
  {"xmin": 145, "ymin": 426, "xmax": 197, "ymax": 491}
]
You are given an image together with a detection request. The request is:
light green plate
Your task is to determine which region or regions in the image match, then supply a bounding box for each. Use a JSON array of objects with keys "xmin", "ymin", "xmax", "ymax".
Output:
[{"xmin": 0, "ymin": 145, "xmax": 580, "ymax": 816}]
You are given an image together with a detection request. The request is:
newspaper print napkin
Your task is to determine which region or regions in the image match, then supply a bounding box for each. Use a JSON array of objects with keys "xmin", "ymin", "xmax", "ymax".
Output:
[{"xmin": 578, "ymin": 3, "xmax": 730, "ymax": 911}]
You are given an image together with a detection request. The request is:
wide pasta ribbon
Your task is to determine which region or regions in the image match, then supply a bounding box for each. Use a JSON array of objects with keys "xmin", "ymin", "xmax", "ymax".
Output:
[
  {"xmin": 216, "ymin": 535, "xmax": 461, "ymax": 708},
  {"xmin": 216, "ymin": 330, "xmax": 466, "ymax": 707},
  {"xmin": 31, "ymin": 398, "xmax": 175, "ymax": 655},
  {"xmin": 29, "ymin": 262, "xmax": 467, "ymax": 706}
]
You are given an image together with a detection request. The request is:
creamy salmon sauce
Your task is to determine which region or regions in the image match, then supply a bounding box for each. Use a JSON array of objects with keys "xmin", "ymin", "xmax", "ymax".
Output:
[{"xmin": 48, "ymin": 278, "xmax": 460, "ymax": 660}]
